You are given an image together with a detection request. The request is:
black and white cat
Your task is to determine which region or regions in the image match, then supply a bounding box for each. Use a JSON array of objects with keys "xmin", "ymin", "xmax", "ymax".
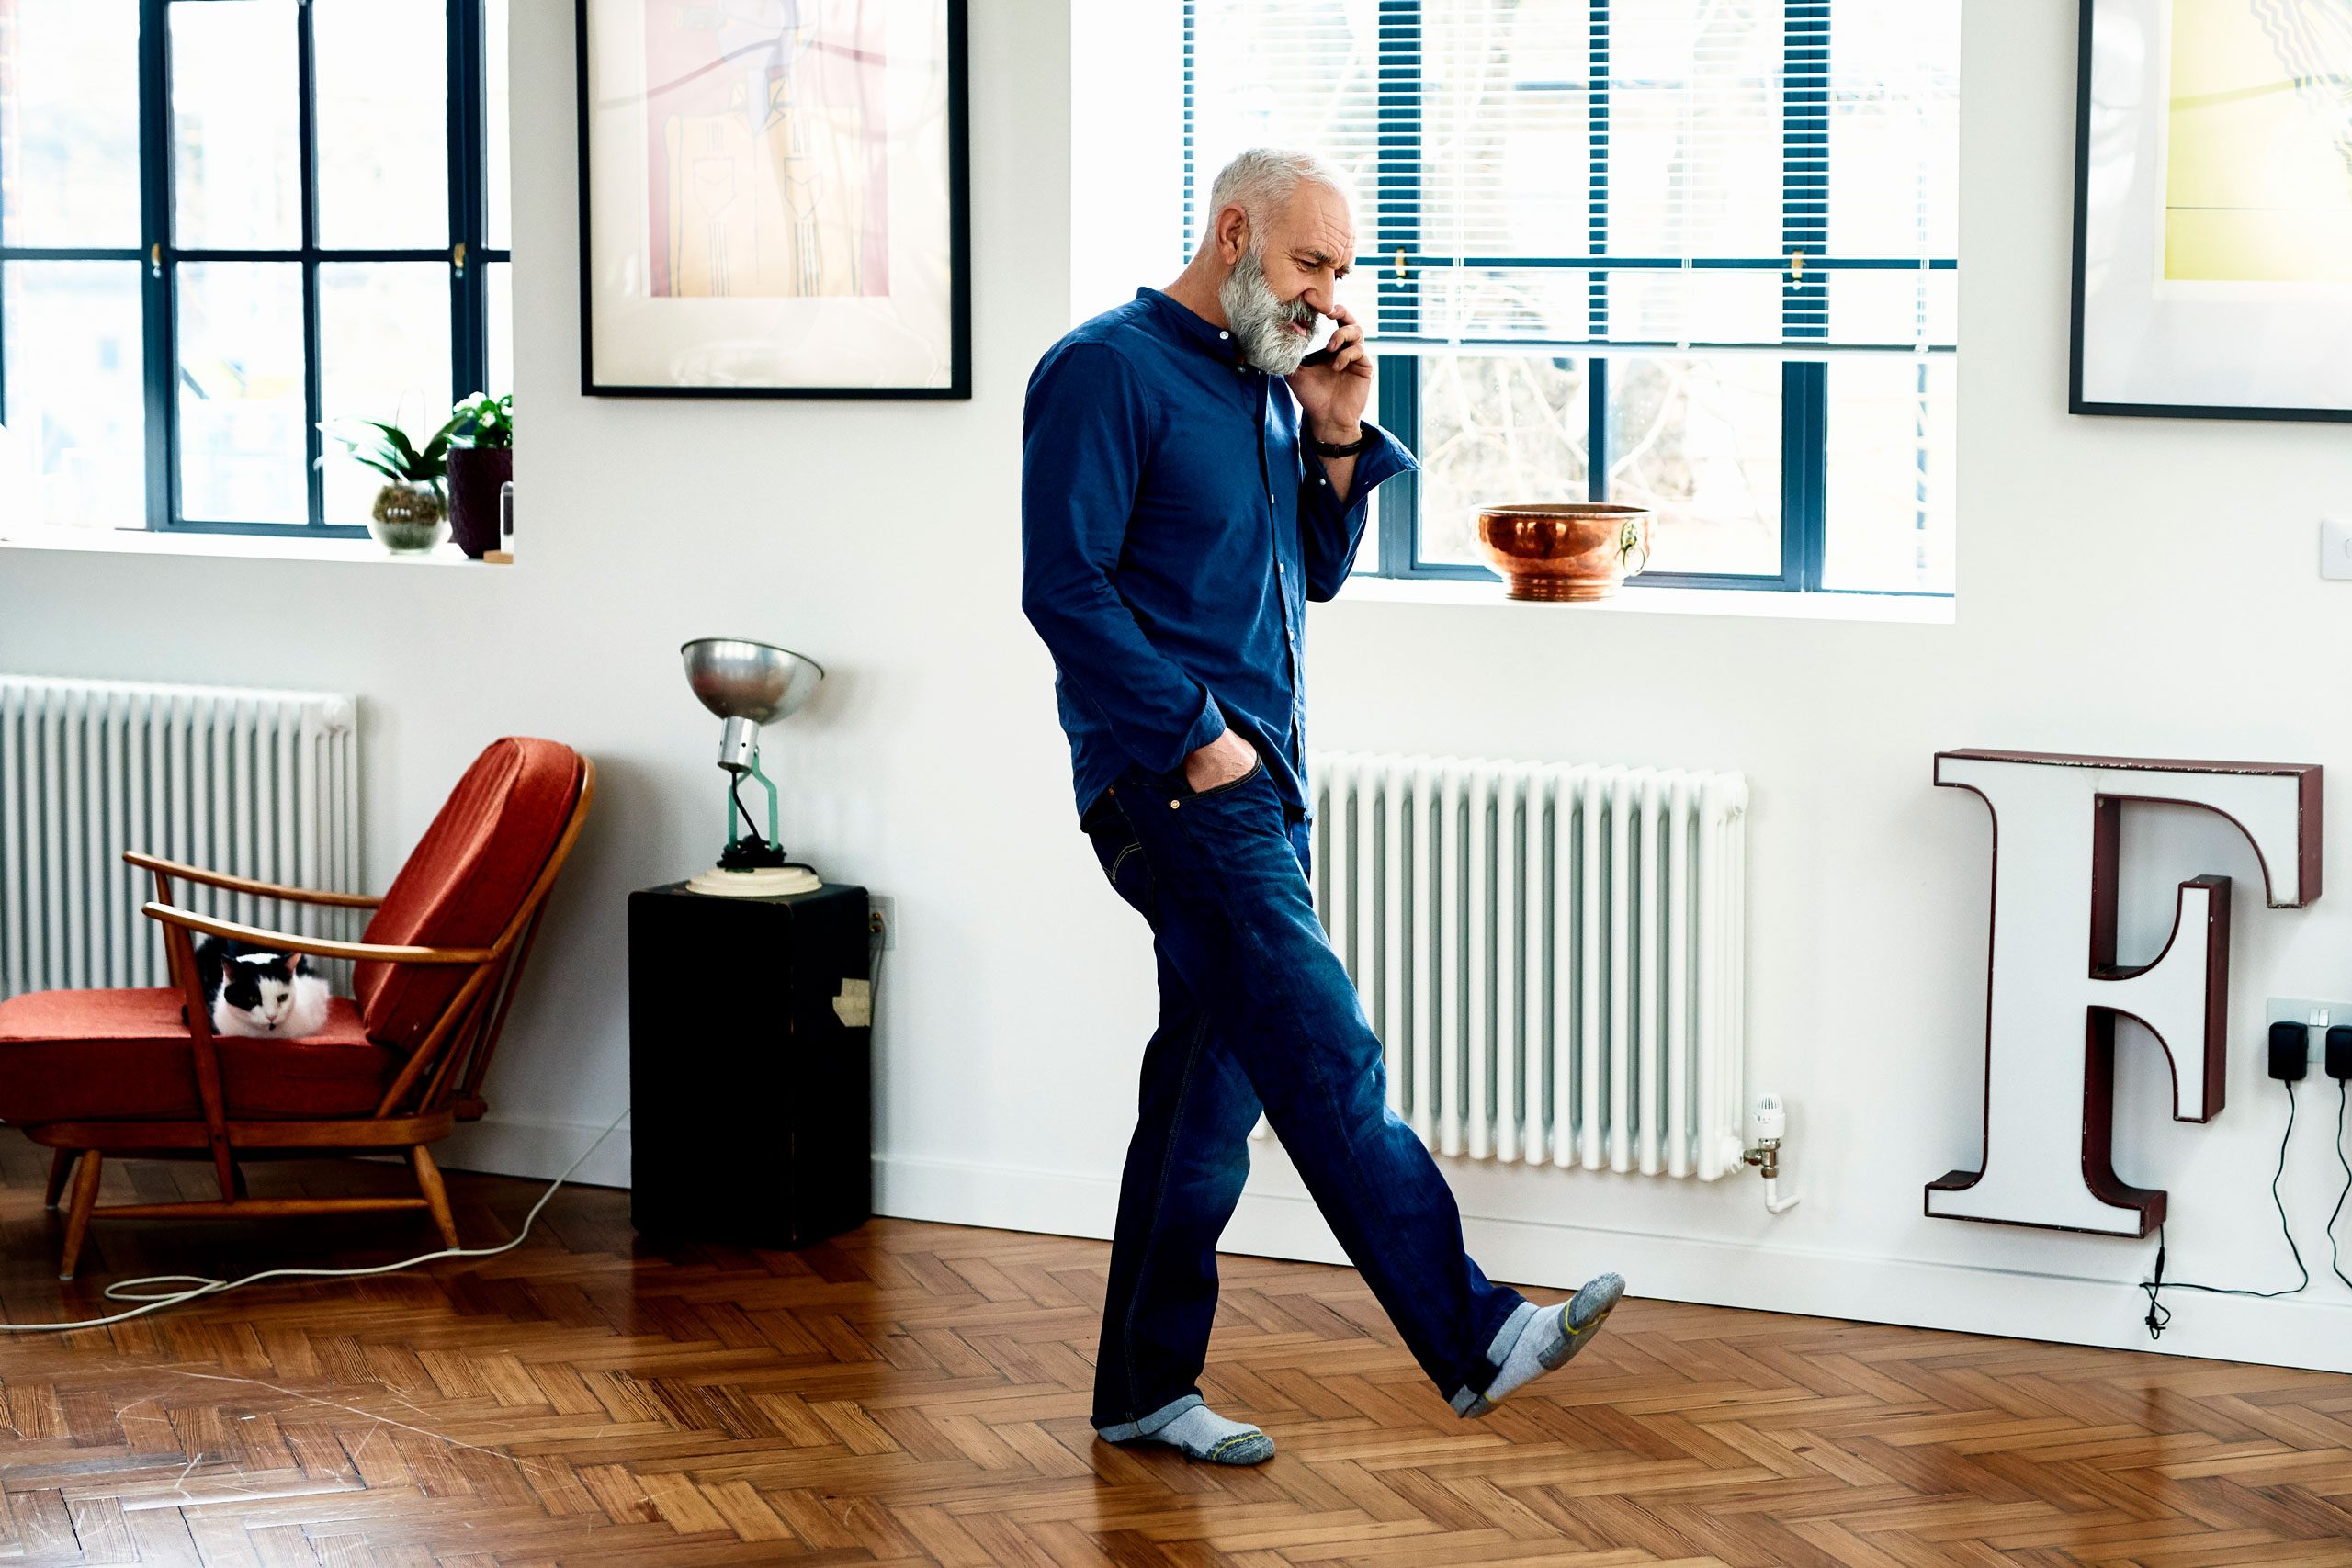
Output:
[{"xmin": 189, "ymin": 937, "xmax": 332, "ymax": 1039}]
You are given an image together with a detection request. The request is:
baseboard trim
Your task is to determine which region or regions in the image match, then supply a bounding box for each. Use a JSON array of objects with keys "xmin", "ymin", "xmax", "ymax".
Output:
[
  {"xmin": 873, "ymin": 1151, "xmax": 2352, "ymax": 1376},
  {"xmin": 436, "ymin": 1112, "xmax": 632, "ymax": 1191}
]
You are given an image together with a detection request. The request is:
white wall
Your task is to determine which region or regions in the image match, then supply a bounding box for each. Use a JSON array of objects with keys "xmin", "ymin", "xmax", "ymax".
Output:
[{"xmin": 6, "ymin": 0, "xmax": 2352, "ymax": 1374}]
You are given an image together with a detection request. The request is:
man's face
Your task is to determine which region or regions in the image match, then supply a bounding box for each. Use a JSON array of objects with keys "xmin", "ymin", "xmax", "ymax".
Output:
[{"xmin": 1219, "ymin": 182, "xmax": 1355, "ymax": 374}]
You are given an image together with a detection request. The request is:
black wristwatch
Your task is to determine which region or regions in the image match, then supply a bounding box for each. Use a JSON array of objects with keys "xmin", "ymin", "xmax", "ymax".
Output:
[{"xmin": 1307, "ymin": 424, "xmax": 1375, "ymax": 458}]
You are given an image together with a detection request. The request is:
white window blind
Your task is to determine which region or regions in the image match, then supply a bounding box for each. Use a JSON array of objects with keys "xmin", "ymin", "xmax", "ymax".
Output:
[{"xmin": 1184, "ymin": 0, "xmax": 1958, "ymax": 355}]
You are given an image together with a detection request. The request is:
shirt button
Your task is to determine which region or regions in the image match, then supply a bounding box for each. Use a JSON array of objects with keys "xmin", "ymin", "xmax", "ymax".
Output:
[{"xmin": 1219, "ymin": 330, "xmax": 1230, "ymax": 339}]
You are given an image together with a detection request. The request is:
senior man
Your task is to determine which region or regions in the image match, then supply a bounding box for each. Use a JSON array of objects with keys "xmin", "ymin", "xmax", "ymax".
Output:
[{"xmin": 1020, "ymin": 149, "xmax": 1625, "ymax": 1467}]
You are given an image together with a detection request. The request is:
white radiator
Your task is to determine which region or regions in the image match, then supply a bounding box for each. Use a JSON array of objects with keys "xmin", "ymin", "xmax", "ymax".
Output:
[
  {"xmin": 0, "ymin": 676, "xmax": 361, "ymax": 998},
  {"xmin": 1295, "ymin": 750, "xmax": 1749, "ymax": 1180}
]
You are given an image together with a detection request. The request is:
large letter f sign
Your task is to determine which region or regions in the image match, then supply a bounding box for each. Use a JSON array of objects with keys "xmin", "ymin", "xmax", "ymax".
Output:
[{"xmin": 1930, "ymin": 750, "xmax": 2320, "ymax": 1236}]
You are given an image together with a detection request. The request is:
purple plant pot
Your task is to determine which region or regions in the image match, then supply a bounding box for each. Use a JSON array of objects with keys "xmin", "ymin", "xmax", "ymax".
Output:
[{"xmin": 447, "ymin": 446, "xmax": 514, "ymax": 559}]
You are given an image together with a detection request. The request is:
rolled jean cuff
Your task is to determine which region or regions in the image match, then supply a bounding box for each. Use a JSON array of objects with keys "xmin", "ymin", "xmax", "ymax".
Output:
[
  {"xmin": 1446, "ymin": 1299, "xmax": 1541, "ymax": 1416},
  {"xmin": 1093, "ymin": 1392, "xmax": 1203, "ymax": 1442}
]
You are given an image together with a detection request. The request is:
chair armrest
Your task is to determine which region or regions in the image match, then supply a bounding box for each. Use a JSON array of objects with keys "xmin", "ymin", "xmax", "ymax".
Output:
[
  {"xmin": 141, "ymin": 901, "xmax": 494, "ymax": 966},
  {"xmin": 125, "ymin": 851, "xmax": 382, "ymax": 909}
]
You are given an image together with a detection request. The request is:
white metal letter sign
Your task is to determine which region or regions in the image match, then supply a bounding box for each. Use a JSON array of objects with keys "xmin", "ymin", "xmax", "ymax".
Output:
[{"xmin": 1930, "ymin": 750, "xmax": 2321, "ymax": 1236}]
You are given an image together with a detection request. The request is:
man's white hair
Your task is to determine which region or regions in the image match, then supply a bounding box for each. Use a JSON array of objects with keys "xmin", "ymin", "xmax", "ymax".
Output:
[{"xmin": 1206, "ymin": 148, "xmax": 1346, "ymax": 240}]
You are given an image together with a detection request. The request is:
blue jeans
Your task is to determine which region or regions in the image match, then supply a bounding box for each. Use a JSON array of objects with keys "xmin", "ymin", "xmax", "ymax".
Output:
[{"xmin": 1080, "ymin": 753, "xmax": 1529, "ymax": 1436}]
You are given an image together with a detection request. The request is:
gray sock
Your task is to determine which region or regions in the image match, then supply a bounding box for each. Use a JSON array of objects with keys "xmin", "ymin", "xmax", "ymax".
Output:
[
  {"xmin": 1122, "ymin": 1402, "xmax": 1275, "ymax": 1465},
  {"xmin": 1455, "ymin": 1272, "xmax": 1625, "ymax": 1418}
]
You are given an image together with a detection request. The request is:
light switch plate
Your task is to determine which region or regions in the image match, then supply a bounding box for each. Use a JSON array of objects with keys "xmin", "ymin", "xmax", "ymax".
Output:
[
  {"xmin": 2322, "ymin": 517, "xmax": 2352, "ymax": 580},
  {"xmin": 2265, "ymin": 996, "xmax": 2352, "ymax": 1060}
]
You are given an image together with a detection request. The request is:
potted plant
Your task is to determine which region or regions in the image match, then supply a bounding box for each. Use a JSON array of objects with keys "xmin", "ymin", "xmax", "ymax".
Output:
[
  {"xmin": 446, "ymin": 392, "xmax": 513, "ymax": 560},
  {"xmin": 320, "ymin": 414, "xmax": 460, "ymax": 555}
]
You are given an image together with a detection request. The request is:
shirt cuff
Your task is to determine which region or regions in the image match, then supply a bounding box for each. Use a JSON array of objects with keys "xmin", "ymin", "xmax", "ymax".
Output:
[{"xmin": 1136, "ymin": 687, "xmax": 1226, "ymax": 776}]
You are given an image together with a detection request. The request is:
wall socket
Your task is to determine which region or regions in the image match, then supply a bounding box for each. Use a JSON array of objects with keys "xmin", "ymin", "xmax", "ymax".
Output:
[
  {"xmin": 869, "ymin": 894, "xmax": 897, "ymax": 950},
  {"xmin": 2264, "ymin": 996, "xmax": 2352, "ymax": 1061},
  {"xmin": 2323, "ymin": 517, "xmax": 2352, "ymax": 580}
]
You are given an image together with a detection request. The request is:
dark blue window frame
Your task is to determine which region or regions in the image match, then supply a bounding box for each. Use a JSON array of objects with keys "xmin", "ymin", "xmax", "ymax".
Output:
[
  {"xmin": 1182, "ymin": 0, "xmax": 1958, "ymax": 595},
  {"xmin": 0, "ymin": 0, "xmax": 508, "ymax": 536}
]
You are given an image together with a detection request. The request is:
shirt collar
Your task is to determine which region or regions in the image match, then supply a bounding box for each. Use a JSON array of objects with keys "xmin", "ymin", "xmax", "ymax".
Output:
[{"xmin": 1136, "ymin": 287, "xmax": 1252, "ymax": 371}]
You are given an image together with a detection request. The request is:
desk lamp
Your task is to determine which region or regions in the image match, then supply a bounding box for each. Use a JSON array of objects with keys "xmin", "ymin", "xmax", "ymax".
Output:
[{"xmin": 680, "ymin": 637, "xmax": 825, "ymax": 897}]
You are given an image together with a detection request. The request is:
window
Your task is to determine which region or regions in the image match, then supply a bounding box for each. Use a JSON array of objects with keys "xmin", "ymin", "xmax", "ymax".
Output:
[
  {"xmin": 0, "ymin": 0, "xmax": 511, "ymax": 536},
  {"xmin": 1183, "ymin": 0, "xmax": 1958, "ymax": 594}
]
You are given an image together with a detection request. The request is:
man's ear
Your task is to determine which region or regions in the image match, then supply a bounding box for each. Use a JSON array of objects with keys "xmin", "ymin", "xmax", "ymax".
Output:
[{"xmin": 1217, "ymin": 204, "xmax": 1250, "ymax": 264}]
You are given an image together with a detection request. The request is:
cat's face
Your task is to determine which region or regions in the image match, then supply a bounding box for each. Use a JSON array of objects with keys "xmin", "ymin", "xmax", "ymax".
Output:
[{"xmin": 222, "ymin": 953, "xmax": 309, "ymax": 1031}]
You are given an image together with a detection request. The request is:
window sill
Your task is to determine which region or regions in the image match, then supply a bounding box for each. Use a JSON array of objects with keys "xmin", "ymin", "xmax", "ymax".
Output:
[
  {"xmin": 1332, "ymin": 573, "xmax": 1954, "ymax": 625},
  {"xmin": 0, "ymin": 526, "xmax": 500, "ymax": 568}
]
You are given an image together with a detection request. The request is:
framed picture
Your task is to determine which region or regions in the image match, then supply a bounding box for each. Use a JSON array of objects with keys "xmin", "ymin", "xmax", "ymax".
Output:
[
  {"xmin": 2070, "ymin": 0, "xmax": 2352, "ymax": 422},
  {"xmin": 575, "ymin": 0, "xmax": 969, "ymax": 399}
]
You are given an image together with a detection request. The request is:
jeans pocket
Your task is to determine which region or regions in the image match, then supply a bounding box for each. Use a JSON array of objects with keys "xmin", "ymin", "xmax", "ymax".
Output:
[
  {"xmin": 1086, "ymin": 807, "xmax": 1155, "ymax": 917},
  {"xmin": 1162, "ymin": 751, "xmax": 1266, "ymax": 803}
]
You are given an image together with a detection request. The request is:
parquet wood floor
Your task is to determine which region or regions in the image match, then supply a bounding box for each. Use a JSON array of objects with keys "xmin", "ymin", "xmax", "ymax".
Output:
[{"xmin": 3, "ymin": 1131, "xmax": 2350, "ymax": 1567}]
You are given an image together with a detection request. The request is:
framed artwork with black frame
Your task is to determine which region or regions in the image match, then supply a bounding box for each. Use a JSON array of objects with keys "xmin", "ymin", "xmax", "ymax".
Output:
[
  {"xmin": 575, "ymin": 0, "xmax": 969, "ymax": 399},
  {"xmin": 2071, "ymin": 0, "xmax": 2352, "ymax": 423}
]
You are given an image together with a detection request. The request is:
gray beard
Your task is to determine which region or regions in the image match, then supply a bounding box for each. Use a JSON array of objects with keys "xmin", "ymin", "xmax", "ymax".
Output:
[{"xmin": 1218, "ymin": 243, "xmax": 1317, "ymax": 375}]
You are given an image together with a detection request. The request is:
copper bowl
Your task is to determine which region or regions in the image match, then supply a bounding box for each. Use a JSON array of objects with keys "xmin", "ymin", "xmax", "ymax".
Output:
[{"xmin": 1475, "ymin": 503, "xmax": 1653, "ymax": 602}]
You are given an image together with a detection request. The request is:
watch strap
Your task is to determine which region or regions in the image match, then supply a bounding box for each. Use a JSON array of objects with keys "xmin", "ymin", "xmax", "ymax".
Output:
[{"xmin": 1308, "ymin": 426, "xmax": 1375, "ymax": 458}]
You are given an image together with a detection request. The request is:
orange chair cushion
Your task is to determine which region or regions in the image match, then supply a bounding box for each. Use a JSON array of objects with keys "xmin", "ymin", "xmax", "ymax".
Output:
[
  {"xmin": 355, "ymin": 737, "xmax": 581, "ymax": 1054},
  {"xmin": 0, "ymin": 987, "xmax": 400, "ymax": 1122}
]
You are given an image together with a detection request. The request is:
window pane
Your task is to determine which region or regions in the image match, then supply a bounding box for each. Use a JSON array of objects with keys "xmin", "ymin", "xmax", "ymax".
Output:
[
  {"xmin": 485, "ymin": 0, "xmax": 511, "ymax": 251},
  {"xmin": 1605, "ymin": 355, "xmax": 1781, "ymax": 577},
  {"xmin": 319, "ymin": 263, "xmax": 451, "ymax": 524},
  {"xmin": 1824, "ymin": 356, "xmax": 1954, "ymax": 593},
  {"xmin": 176, "ymin": 261, "xmax": 307, "ymax": 523},
  {"xmin": 483, "ymin": 259, "xmax": 512, "ymax": 398},
  {"xmin": 171, "ymin": 0, "xmax": 301, "ymax": 249},
  {"xmin": 0, "ymin": 262, "xmax": 145, "ymax": 527},
  {"xmin": 313, "ymin": 0, "xmax": 449, "ymax": 248},
  {"xmin": 1185, "ymin": 0, "xmax": 1380, "ymax": 254},
  {"xmin": 1829, "ymin": 3, "xmax": 1960, "ymax": 260},
  {"xmin": 1425, "ymin": 0, "xmax": 1589, "ymax": 258},
  {"xmin": 0, "ymin": 0, "xmax": 142, "ymax": 246},
  {"xmin": 1414, "ymin": 353, "xmax": 1590, "ymax": 568},
  {"xmin": 1604, "ymin": 3, "xmax": 1784, "ymax": 261}
]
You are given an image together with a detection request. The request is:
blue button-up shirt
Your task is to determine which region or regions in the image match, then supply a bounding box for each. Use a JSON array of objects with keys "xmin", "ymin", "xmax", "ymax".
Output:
[{"xmin": 1021, "ymin": 288, "xmax": 1417, "ymax": 822}]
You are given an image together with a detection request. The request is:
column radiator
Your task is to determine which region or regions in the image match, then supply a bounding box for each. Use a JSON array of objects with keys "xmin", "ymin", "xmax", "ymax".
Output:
[
  {"xmin": 0, "ymin": 675, "xmax": 361, "ymax": 998},
  {"xmin": 1295, "ymin": 750, "xmax": 1749, "ymax": 1180}
]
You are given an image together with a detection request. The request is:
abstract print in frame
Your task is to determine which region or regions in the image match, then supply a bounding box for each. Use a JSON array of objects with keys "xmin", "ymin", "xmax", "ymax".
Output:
[
  {"xmin": 2071, "ymin": 0, "xmax": 2352, "ymax": 420},
  {"xmin": 577, "ymin": 0, "xmax": 969, "ymax": 397}
]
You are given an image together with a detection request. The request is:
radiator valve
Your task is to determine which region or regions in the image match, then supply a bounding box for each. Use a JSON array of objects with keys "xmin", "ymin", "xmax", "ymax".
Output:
[{"xmin": 1742, "ymin": 1091, "xmax": 1802, "ymax": 1213}]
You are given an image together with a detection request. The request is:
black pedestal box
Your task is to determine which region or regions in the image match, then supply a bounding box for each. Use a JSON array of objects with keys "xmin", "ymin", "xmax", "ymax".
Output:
[{"xmin": 628, "ymin": 881, "xmax": 872, "ymax": 1248}]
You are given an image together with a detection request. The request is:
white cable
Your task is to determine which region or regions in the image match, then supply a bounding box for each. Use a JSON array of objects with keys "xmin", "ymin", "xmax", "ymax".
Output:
[{"xmin": 0, "ymin": 1109, "xmax": 631, "ymax": 1334}]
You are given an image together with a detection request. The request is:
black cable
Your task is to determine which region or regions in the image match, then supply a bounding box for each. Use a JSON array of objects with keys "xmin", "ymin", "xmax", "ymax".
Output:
[
  {"xmin": 2327, "ymin": 1078, "xmax": 2352, "ymax": 1292},
  {"xmin": 730, "ymin": 771, "xmax": 763, "ymax": 845},
  {"xmin": 2141, "ymin": 1077, "xmax": 2308, "ymax": 1340}
]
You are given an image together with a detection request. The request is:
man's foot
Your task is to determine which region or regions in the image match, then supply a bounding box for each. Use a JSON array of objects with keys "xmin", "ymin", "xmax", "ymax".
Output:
[
  {"xmin": 1455, "ymin": 1272, "xmax": 1625, "ymax": 1418},
  {"xmin": 1107, "ymin": 1400, "xmax": 1275, "ymax": 1465}
]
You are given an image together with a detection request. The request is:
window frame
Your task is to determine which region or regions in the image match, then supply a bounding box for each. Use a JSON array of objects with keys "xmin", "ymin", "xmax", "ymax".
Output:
[
  {"xmin": 1182, "ymin": 0, "xmax": 1958, "ymax": 596},
  {"xmin": 0, "ymin": 0, "xmax": 507, "ymax": 536}
]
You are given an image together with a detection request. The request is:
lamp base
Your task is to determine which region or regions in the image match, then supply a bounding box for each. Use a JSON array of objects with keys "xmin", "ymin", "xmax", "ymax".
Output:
[{"xmin": 685, "ymin": 863, "xmax": 822, "ymax": 898}]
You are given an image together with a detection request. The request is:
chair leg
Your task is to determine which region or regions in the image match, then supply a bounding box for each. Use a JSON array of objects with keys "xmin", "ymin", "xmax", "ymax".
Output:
[
  {"xmin": 410, "ymin": 1146, "xmax": 461, "ymax": 1251},
  {"xmin": 44, "ymin": 1150, "xmax": 77, "ymax": 1211},
  {"xmin": 59, "ymin": 1153, "xmax": 104, "ymax": 1282}
]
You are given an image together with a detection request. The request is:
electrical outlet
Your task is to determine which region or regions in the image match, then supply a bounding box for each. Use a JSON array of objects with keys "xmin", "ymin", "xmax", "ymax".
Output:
[
  {"xmin": 869, "ymin": 894, "xmax": 897, "ymax": 950},
  {"xmin": 2324, "ymin": 517, "xmax": 2352, "ymax": 580},
  {"xmin": 2264, "ymin": 996, "xmax": 2352, "ymax": 1061}
]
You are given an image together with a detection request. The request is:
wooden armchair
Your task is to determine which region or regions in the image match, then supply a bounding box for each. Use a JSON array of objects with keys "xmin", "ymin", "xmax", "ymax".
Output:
[{"xmin": 0, "ymin": 738, "xmax": 594, "ymax": 1280}]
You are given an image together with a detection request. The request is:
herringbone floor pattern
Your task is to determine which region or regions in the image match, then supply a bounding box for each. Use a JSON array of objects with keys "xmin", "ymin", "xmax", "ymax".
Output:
[{"xmin": 3, "ymin": 1133, "xmax": 2350, "ymax": 1566}]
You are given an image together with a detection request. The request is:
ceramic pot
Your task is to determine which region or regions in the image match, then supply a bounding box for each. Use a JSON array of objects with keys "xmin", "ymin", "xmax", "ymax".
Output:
[
  {"xmin": 1475, "ymin": 503, "xmax": 1653, "ymax": 601},
  {"xmin": 368, "ymin": 479, "xmax": 448, "ymax": 555},
  {"xmin": 447, "ymin": 446, "xmax": 513, "ymax": 559}
]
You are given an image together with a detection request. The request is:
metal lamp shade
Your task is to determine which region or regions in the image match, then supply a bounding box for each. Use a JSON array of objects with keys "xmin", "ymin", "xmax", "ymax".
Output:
[{"xmin": 680, "ymin": 638, "xmax": 824, "ymax": 726}]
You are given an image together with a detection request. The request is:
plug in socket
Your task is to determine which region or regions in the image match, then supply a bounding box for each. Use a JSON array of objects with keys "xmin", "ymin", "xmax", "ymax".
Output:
[{"xmin": 2269, "ymin": 1020, "xmax": 2311, "ymax": 1081}]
